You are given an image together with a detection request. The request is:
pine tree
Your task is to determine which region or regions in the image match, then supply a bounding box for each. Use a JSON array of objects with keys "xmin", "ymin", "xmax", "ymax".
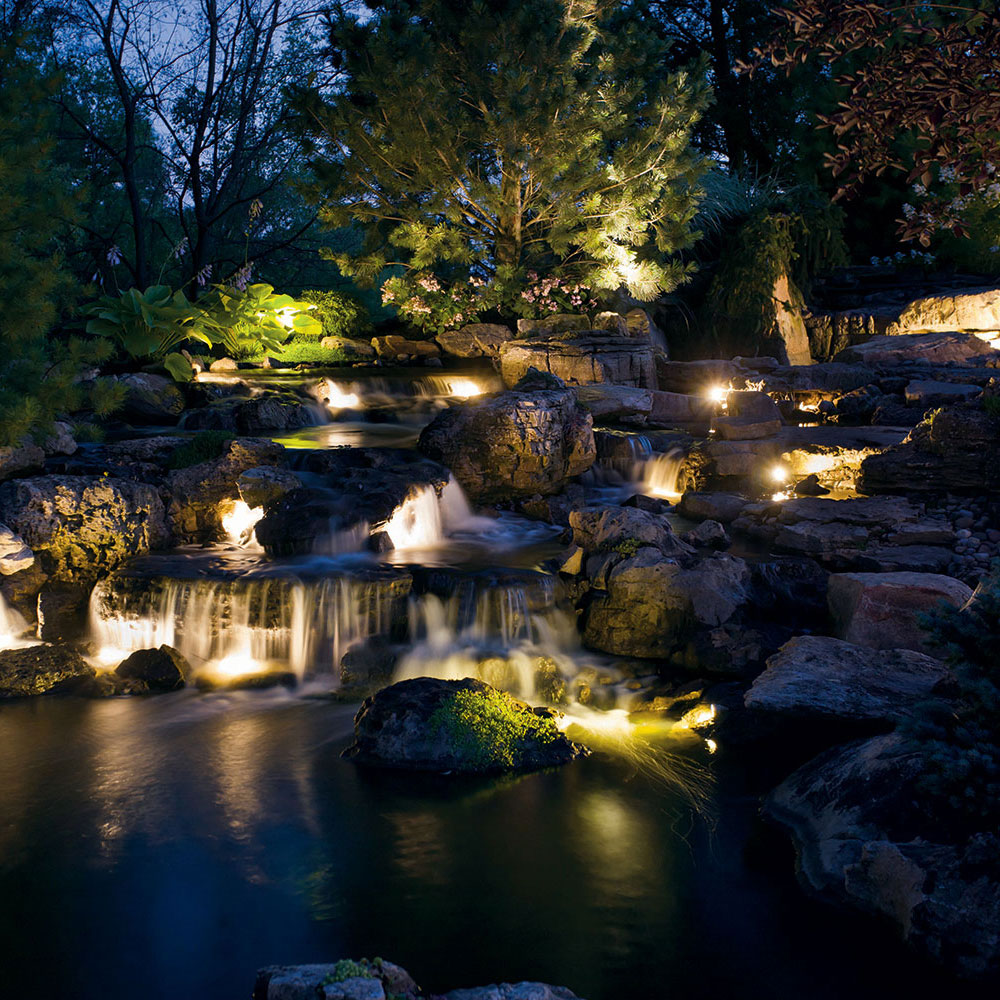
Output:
[{"xmin": 294, "ymin": 0, "xmax": 710, "ymax": 307}]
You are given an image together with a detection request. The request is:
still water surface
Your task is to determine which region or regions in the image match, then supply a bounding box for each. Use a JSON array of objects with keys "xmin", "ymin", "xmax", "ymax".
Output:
[{"xmin": 0, "ymin": 693, "xmax": 980, "ymax": 1000}]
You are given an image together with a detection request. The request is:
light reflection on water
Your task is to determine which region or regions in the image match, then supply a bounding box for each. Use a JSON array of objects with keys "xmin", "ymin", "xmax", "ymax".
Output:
[{"xmin": 0, "ymin": 695, "xmax": 979, "ymax": 1000}]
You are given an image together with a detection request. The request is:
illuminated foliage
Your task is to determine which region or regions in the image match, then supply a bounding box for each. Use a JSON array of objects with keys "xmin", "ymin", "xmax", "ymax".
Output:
[{"xmin": 294, "ymin": 0, "xmax": 710, "ymax": 309}]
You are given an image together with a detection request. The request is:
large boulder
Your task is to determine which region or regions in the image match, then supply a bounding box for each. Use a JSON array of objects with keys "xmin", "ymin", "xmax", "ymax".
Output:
[
  {"xmin": 516, "ymin": 314, "xmax": 591, "ymax": 337},
  {"xmin": 319, "ymin": 336, "xmax": 376, "ymax": 360},
  {"xmin": 166, "ymin": 438, "xmax": 285, "ymax": 542},
  {"xmin": 827, "ymin": 572, "xmax": 973, "ymax": 654},
  {"xmin": 418, "ymin": 373, "xmax": 595, "ymax": 501},
  {"xmin": 569, "ymin": 506, "xmax": 692, "ymax": 558},
  {"xmin": 0, "ymin": 645, "xmax": 95, "ymax": 698},
  {"xmin": 115, "ymin": 645, "xmax": 190, "ymax": 692},
  {"xmin": 745, "ymin": 635, "xmax": 950, "ymax": 726},
  {"xmin": 371, "ymin": 335, "xmax": 440, "ymax": 361},
  {"xmin": 117, "ymin": 372, "xmax": 186, "ymax": 423},
  {"xmin": 582, "ymin": 548, "xmax": 750, "ymax": 658},
  {"xmin": 859, "ymin": 395, "xmax": 1000, "ymax": 496},
  {"xmin": 0, "ymin": 441, "xmax": 45, "ymax": 482},
  {"xmin": 894, "ymin": 284, "xmax": 1000, "ymax": 335},
  {"xmin": 0, "ymin": 523, "xmax": 33, "ymax": 575},
  {"xmin": 0, "ymin": 476, "xmax": 168, "ymax": 586},
  {"xmin": 500, "ymin": 334, "xmax": 656, "ymax": 390},
  {"xmin": 574, "ymin": 384, "xmax": 652, "ymax": 422},
  {"xmin": 765, "ymin": 273, "xmax": 812, "ymax": 366},
  {"xmin": 343, "ymin": 677, "xmax": 587, "ymax": 773},
  {"xmin": 236, "ymin": 466, "xmax": 303, "ymax": 509},
  {"xmin": 436, "ymin": 323, "xmax": 513, "ymax": 359},
  {"xmin": 765, "ymin": 734, "xmax": 1000, "ymax": 980},
  {"xmin": 836, "ymin": 331, "xmax": 997, "ymax": 365}
]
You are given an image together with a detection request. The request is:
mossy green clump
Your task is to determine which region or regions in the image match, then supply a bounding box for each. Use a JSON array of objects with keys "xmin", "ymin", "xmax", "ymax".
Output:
[
  {"xmin": 322, "ymin": 959, "xmax": 374, "ymax": 985},
  {"xmin": 429, "ymin": 686, "xmax": 561, "ymax": 770},
  {"xmin": 609, "ymin": 537, "xmax": 641, "ymax": 558},
  {"xmin": 166, "ymin": 430, "xmax": 233, "ymax": 469}
]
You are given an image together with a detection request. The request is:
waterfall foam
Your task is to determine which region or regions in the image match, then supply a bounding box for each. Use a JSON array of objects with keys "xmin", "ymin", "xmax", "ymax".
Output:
[
  {"xmin": 0, "ymin": 593, "xmax": 33, "ymax": 649},
  {"xmin": 641, "ymin": 447, "xmax": 687, "ymax": 498}
]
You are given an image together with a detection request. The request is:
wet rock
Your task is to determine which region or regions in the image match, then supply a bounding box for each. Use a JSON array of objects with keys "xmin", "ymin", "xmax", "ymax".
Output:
[
  {"xmin": 371, "ymin": 335, "xmax": 440, "ymax": 361},
  {"xmin": 36, "ymin": 586, "xmax": 89, "ymax": 641},
  {"xmin": 181, "ymin": 393, "xmax": 319, "ymax": 433},
  {"xmin": 836, "ymin": 331, "xmax": 997, "ymax": 365},
  {"xmin": 343, "ymin": 677, "xmax": 586, "ymax": 773},
  {"xmin": 339, "ymin": 638, "xmax": 400, "ymax": 690},
  {"xmin": 677, "ymin": 491, "xmax": 749, "ymax": 524},
  {"xmin": 117, "ymin": 372, "xmax": 186, "ymax": 423},
  {"xmin": 827, "ymin": 571, "xmax": 973, "ymax": 655},
  {"xmin": 582, "ymin": 549, "xmax": 750, "ymax": 658},
  {"xmin": 319, "ymin": 336, "xmax": 376, "ymax": 360},
  {"xmin": 0, "ymin": 645, "xmax": 95, "ymax": 698},
  {"xmin": 500, "ymin": 334, "xmax": 656, "ymax": 390},
  {"xmin": 0, "ymin": 475, "xmax": 168, "ymax": 586},
  {"xmin": 793, "ymin": 474, "xmax": 829, "ymax": 496},
  {"xmin": 166, "ymin": 438, "xmax": 284, "ymax": 542},
  {"xmin": 574, "ymin": 384, "xmax": 652, "ymax": 422},
  {"xmin": 236, "ymin": 467, "xmax": 303, "ymax": 509},
  {"xmin": 115, "ymin": 645, "xmax": 189, "ymax": 692},
  {"xmin": 0, "ymin": 523, "xmax": 33, "ymax": 575},
  {"xmin": 765, "ymin": 734, "xmax": 1000, "ymax": 980},
  {"xmin": 569, "ymin": 506, "xmax": 691, "ymax": 558},
  {"xmin": 681, "ymin": 519, "xmax": 729, "ymax": 549},
  {"xmin": 745, "ymin": 635, "xmax": 950, "ymax": 726},
  {"xmin": 436, "ymin": 323, "xmax": 513, "ymax": 359},
  {"xmin": 418, "ymin": 373, "xmax": 595, "ymax": 501}
]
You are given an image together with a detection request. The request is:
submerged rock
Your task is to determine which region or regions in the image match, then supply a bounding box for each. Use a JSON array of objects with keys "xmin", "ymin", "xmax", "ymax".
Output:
[
  {"xmin": 115, "ymin": 645, "xmax": 190, "ymax": 692},
  {"xmin": 418, "ymin": 372, "xmax": 595, "ymax": 501},
  {"xmin": 343, "ymin": 677, "xmax": 586, "ymax": 774},
  {"xmin": 0, "ymin": 645, "xmax": 95, "ymax": 698},
  {"xmin": 0, "ymin": 475, "xmax": 168, "ymax": 586},
  {"xmin": 765, "ymin": 734, "xmax": 1000, "ymax": 981}
]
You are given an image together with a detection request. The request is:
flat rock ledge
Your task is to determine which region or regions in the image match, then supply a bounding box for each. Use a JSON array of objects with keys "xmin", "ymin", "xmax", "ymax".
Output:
[{"xmin": 254, "ymin": 960, "xmax": 584, "ymax": 1000}]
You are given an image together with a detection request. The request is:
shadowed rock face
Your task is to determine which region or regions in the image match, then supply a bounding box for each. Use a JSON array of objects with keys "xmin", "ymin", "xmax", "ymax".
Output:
[
  {"xmin": 418, "ymin": 374, "xmax": 595, "ymax": 501},
  {"xmin": 343, "ymin": 676, "xmax": 587, "ymax": 774},
  {"xmin": 765, "ymin": 734, "xmax": 1000, "ymax": 981}
]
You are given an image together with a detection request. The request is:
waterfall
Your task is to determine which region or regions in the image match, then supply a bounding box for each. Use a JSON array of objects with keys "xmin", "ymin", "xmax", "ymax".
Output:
[
  {"xmin": 88, "ymin": 573, "xmax": 408, "ymax": 679},
  {"xmin": 641, "ymin": 446, "xmax": 687, "ymax": 499},
  {"xmin": 384, "ymin": 486, "xmax": 445, "ymax": 549},
  {"xmin": 0, "ymin": 593, "xmax": 33, "ymax": 649}
]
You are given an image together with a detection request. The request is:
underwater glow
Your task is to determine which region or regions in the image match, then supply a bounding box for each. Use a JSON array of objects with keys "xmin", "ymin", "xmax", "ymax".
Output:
[
  {"xmin": 221, "ymin": 500, "xmax": 264, "ymax": 546},
  {"xmin": 208, "ymin": 650, "xmax": 266, "ymax": 681},
  {"xmin": 768, "ymin": 463, "xmax": 790, "ymax": 484},
  {"xmin": 446, "ymin": 378, "xmax": 482, "ymax": 399},
  {"xmin": 324, "ymin": 383, "xmax": 362, "ymax": 410},
  {"xmin": 706, "ymin": 384, "xmax": 729, "ymax": 406},
  {"xmin": 771, "ymin": 490, "xmax": 792, "ymax": 502},
  {"xmin": 676, "ymin": 703, "xmax": 716, "ymax": 730},
  {"xmin": 642, "ymin": 448, "xmax": 686, "ymax": 499}
]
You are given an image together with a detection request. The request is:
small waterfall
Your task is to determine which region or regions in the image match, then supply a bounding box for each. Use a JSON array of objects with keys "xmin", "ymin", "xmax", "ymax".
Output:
[
  {"xmin": 641, "ymin": 447, "xmax": 687, "ymax": 499},
  {"xmin": 88, "ymin": 573, "xmax": 409, "ymax": 679},
  {"xmin": 0, "ymin": 593, "xmax": 33, "ymax": 649},
  {"xmin": 384, "ymin": 485, "xmax": 445, "ymax": 549}
]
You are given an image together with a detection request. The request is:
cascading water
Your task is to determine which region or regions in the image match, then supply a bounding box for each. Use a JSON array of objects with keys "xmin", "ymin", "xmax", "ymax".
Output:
[
  {"xmin": 88, "ymin": 573, "xmax": 408, "ymax": 679},
  {"xmin": 0, "ymin": 593, "xmax": 33, "ymax": 649},
  {"xmin": 641, "ymin": 446, "xmax": 687, "ymax": 499}
]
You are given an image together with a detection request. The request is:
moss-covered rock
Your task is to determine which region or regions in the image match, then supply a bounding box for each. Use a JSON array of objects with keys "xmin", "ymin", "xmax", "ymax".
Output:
[
  {"xmin": 343, "ymin": 677, "xmax": 586, "ymax": 774},
  {"xmin": 0, "ymin": 645, "xmax": 95, "ymax": 698}
]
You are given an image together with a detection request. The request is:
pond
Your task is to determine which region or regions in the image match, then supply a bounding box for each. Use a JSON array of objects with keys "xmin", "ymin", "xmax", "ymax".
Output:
[{"xmin": 0, "ymin": 692, "xmax": 978, "ymax": 1000}]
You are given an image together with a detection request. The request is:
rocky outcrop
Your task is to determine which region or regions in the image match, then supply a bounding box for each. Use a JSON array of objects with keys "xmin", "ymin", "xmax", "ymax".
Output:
[
  {"xmin": 516, "ymin": 314, "xmax": 591, "ymax": 338},
  {"xmin": 893, "ymin": 284, "xmax": 1000, "ymax": 335},
  {"xmin": 0, "ymin": 476, "xmax": 168, "ymax": 586},
  {"xmin": 858, "ymin": 395, "xmax": 1000, "ymax": 496},
  {"xmin": 236, "ymin": 467, "xmax": 303, "ymax": 509},
  {"xmin": 343, "ymin": 677, "xmax": 586, "ymax": 773},
  {"xmin": 253, "ymin": 960, "xmax": 582, "ymax": 1000},
  {"xmin": 117, "ymin": 372, "xmax": 186, "ymax": 423},
  {"xmin": 0, "ymin": 441, "xmax": 45, "ymax": 482},
  {"xmin": 436, "ymin": 323, "xmax": 513, "ymax": 359},
  {"xmin": 0, "ymin": 645, "xmax": 95, "ymax": 698},
  {"xmin": 745, "ymin": 635, "xmax": 950, "ymax": 726},
  {"xmin": 574, "ymin": 384, "xmax": 652, "ymax": 423},
  {"xmin": 418, "ymin": 373, "xmax": 595, "ymax": 501},
  {"xmin": 500, "ymin": 334, "xmax": 656, "ymax": 390},
  {"xmin": 181, "ymin": 393, "xmax": 320, "ymax": 433},
  {"xmin": 836, "ymin": 331, "xmax": 997, "ymax": 366},
  {"xmin": 319, "ymin": 336, "xmax": 376, "ymax": 360},
  {"xmin": 765, "ymin": 734, "xmax": 1000, "ymax": 980},
  {"xmin": 827, "ymin": 572, "xmax": 973, "ymax": 655},
  {"xmin": 166, "ymin": 438, "xmax": 285, "ymax": 542},
  {"xmin": 765, "ymin": 273, "xmax": 812, "ymax": 366},
  {"xmin": 0, "ymin": 523, "xmax": 33, "ymax": 575}
]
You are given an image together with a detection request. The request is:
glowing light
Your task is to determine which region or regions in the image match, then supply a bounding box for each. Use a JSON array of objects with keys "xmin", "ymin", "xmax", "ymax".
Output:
[
  {"xmin": 90, "ymin": 646, "xmax": 132, "ymax": 671},
  {"xmin": 209, "ymin": 651, "xmax": 264, "ymax": 680},
  {"xmin": 383, "ymin": 486, "xmax": 444, "ymax": 549},
  {"xmin": 221, "ymin": 500, "xmax": 264, "ymax": 546},
  {"xmin": 556, "ymin": 707, "xmax": 632, "ymax": 739},
  {"xmin": 677, "ymin": 703, "xmax": 716, "ymax": 730},
  {"xmin": 706, "ymin": 384, "xmax": 729, "ymax": 406},
  {"xmin": 705, "ymin": 738, "xmax": 718, "ymax": 754},
  {"xmin": 771, "ymin": 490, "xmax": 792, "ymax": 502},
  {"xmin": 324, "ymin": 383, "xmax": 361, "ymax": 410},
  {"xmin": 446, "ymin": 378, "xmax": 482, "ymax": 399},
  {"xmin": 769, "ymin": 463, "xmax": 790, "ymax": 484}
]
